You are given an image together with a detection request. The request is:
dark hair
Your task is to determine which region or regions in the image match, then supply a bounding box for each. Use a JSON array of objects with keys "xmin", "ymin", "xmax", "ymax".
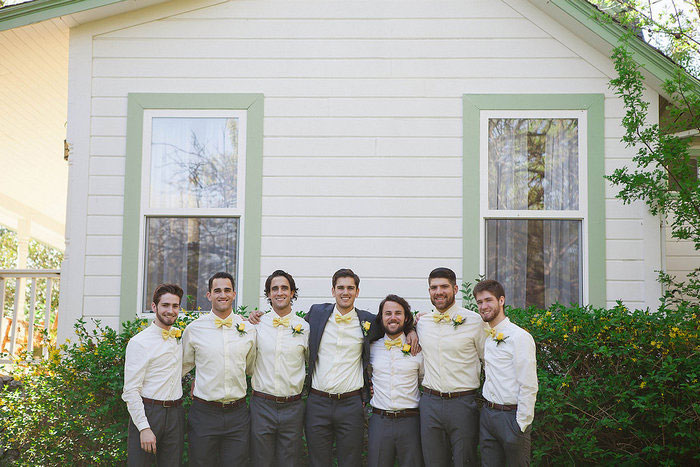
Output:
[
  {"xmin": 371, "ymin": 294, "xmax": 415, "ymax": 341},
  {"xmin": 152, "ymin": 283, "xmax": 184, "ymax": 306},
  {"xmin": 264, "ymin": 270, "xmax": 298, "ymax": 302},
  {"xmin": 473, "ymin": 279, "xmax": 506, "ymax": 301},
  {"xmin": 332, "ymin": 268, "xmax": 360, "ymax": 288},
  {"xmin": 428, "ymin": 267, "xmax": 457, "ymax": 286},
  {"xmin": 208, "ymin": 272, "xmax": 235, "ymax": 292}
]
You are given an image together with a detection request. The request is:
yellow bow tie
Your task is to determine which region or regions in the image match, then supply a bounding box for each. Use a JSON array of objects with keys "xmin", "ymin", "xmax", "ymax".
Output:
[
  {"xmin": 335, "ymin": 313, "xmax": 353, "ymax": 324},
  {"xmin": 214, "ymin": 316, "xmax": 233, "ymax": 328},
  {"xmin": 273, "ymin": 316, "xmax": 291, "ymax": 327},
  {"xmin": 384, "ymin": 338, "xmax": 403, "ymax": 350},
  {"xmin": 161, "ymin": 328, "xmax": 180, "ymax": 340},
  {"xmin": 485, "ymin": 327, "xmax": 496, "ymax": 338},
  {"xmin": 433, "ymin": 312, "xmax": 451, "ymax": 323}
]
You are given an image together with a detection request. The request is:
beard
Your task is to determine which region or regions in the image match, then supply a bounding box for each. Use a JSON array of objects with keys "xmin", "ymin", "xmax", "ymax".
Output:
[
  {"xmin": 155, "ymin": 310, "xmax": 176, "ymax": 327},
  {"xmin": 383, "ymin": 322, "xmax": 405, "ymax": 336}
]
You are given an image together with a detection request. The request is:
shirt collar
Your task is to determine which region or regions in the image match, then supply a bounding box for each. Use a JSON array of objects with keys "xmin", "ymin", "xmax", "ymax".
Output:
[
  {"xmin": 434, "ymin": 301, "xmax": 459, "ymax": 317},
  {"xmin": 492, "ymin": 316, "xmax": 511, "ymax": 332},
  {"xmin": 205, "ymin": 310, "xmax": 237, "ymax": 321},
  {"xmin": 332, "ymin": 305, "xmax": 356, "ymax": 318},
  {"xmin": 383, "ymin": 334, "xmax": 406, "ymax": 344}
]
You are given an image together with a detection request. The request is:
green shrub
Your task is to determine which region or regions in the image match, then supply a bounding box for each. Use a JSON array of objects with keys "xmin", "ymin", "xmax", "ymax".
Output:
[
  {"xmin": 506, "ymin": 302, "xmax": 700, "ymax": 465},
  {"xmin": 0, "ymin": 311, "xmax": 205, "ymax": 466},
  {"xmin": 1, "ymin": 305, "xmax": 697, "ymax": 465}
]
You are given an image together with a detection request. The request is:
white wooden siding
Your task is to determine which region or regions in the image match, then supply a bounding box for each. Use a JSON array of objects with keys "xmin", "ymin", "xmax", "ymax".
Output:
[{"xmin": 64, "ymin": 0, "xmax": 670, "ymax": 327}]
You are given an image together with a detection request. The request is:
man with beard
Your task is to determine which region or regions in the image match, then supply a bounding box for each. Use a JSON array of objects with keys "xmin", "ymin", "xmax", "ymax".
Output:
[
  {"xmin": 250, "ymin": 270, "xmax": 309, "ymax": 466},
  {"xmin": 416, "ymin": 267, "xmax": 486, "ymax": 466},
  {"xmin": 367, "ymin": 294, "xmax": 424, "ymax": 467},
  {"xmin": 123, "ymin": 283, "xmax": 185, "ymax": 466},
  {"xmin": 182, "ymin": 272, "xmax": 257, "ymax": 465},
  {"xmin": 474, "ymin": 279, "xmax": 537, "ymax": 466}
]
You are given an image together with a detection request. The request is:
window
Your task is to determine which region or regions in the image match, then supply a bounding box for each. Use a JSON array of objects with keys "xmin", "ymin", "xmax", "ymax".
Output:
[
  {"xmin": 139, "ymin": 111, "xmax": 246, "ymax": 312},
  {"xmin": 120, "ymin": 94, "xmax": 263, "ymax": 322},
  {"xmin": 463, "ymin": 94, "xmax": 605, "ymax": 308},
  {"xmin": 481, "ymin": 113, "xmax": 586, "ymax": 308}
]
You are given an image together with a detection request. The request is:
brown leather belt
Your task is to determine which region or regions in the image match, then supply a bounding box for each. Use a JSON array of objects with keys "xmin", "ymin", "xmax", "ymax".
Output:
[
  {"xmin": 372, "ymin": 407, "xmax": 419, "ymax": 418},
  {"xmin": 310, "ymin": 388, "xmax": 362, "ymax": 400},
  {"xmin": 423, "ymin": 387, "xmax": 477, "ymax": 399},
  {"xmin": 141, "ymin": 397, "xmax": 183, "ymax": 408},
  {"xmin": 252, "ymin": 390, "xmax": 302, "ymax": 403},
  {"xmin": 484, "ymin": 400, "xmax": 517, "ymax": 411},
  {"xmin": 193, "ymin": 395, "xmax": 246, "ymax": 409}
]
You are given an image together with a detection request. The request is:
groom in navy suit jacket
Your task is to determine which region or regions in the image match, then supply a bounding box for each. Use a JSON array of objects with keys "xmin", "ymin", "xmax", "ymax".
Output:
[{"xmin": 304, "ymin": 268, "xmax": 374, "ymax": 467}]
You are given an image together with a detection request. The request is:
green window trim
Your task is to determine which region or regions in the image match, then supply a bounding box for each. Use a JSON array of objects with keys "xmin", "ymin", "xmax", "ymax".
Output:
[
  {"xmin": 120, "ymin": 93, "xmax": 264, "ymax": 325},
  {"xmin": 463, "ymin": 93, "xmax": 605, "ymax": 307}
]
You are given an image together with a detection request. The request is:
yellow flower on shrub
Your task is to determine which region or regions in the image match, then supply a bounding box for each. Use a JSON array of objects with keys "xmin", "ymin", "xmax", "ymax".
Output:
[{"xmin": 640, "ymin": 381, "xmax": 647, "ymax": 389}]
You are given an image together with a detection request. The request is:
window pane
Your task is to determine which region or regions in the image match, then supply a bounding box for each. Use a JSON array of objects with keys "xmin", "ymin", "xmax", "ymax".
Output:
[
  {"xmin": 486, "ymin": 219, "xmax": 581, "ymax": 309},
  {"xmin": 143, "ymin": 217, "xmax": 239, "ymax": 312},
  {"xmin": 488, "ymin": 118, "xmax": 579, "ymax": 210},
  {"xmin": 149, "ymin": 117, "xmax": 239, "ymax": 209}
]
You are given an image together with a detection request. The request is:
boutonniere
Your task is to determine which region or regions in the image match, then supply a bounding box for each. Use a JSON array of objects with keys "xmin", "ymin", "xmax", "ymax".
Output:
[
  {"xmin": 452, "ymin": 315, "xmax": 465, "ymax": 328},
  {"xmin": 401, "ymin": 344, "xmax": 412, "ymax": 356},
  {"xmin": 173, "ymin": 328, "xmax": 183, "ymax": 341},
  {"xmin": 291, "ymin": 324, "xmax": 304, "ymax": 335},
  {"xmin": 361, "ymin": 321, "xmax": 371, "ymax": 336},
  {"xmin": 494, "ymin": 332, "xmax": 508, "ymax": 346},
  {"xmin": 236, "ymin": 322, "xmax": 247, "ymax": 335}
]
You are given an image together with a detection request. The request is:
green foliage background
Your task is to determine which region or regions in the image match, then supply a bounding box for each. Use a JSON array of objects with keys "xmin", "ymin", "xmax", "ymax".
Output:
[{"xmin": 1, "ymin": 302, "xmax": 698, "ymax": 465}]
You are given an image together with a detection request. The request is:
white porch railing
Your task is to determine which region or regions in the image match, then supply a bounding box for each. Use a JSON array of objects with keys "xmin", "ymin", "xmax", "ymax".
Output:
[{"xmin": 0, "ymin": 269, "xmax": 60, "ymax": 363}]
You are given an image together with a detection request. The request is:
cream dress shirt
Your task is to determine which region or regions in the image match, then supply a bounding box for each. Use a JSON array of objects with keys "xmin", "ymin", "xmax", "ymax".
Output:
[
  {"xmin": 482, "ymin": 317, "xmax": 538, "ymax": 432},
  {"xmin": 252, "ymin": 311, "xmax": 310, "ymax": 397},
  {"xmin": 311, "ymin": 306, "xmax": 364, "ymax": 394},
  {"xmin": 182, "ymin": 311, "xmax": 256, "ymax": 402},
  {"xmin": 122, "ymin": 323, "xmax": 183, "ymax": 432},
  {"xmin": 416, "ymin": 302, "xmax": 486, "ymax": 393},
  {"xmin": 369, "ymin": 334, "xmax": 424, "ymax": 411}
]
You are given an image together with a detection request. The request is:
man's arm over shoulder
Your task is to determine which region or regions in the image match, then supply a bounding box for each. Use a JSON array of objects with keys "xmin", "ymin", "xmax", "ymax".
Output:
[
  {"xmin": 122, "ymin": 337, "xmax": 151, "ymax": 432},
  {"xmin": 514, "ymin": 330, "xmax": 538, "ymax": 432}
]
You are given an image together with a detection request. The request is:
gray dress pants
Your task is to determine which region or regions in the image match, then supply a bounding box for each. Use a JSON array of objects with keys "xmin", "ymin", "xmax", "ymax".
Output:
[
  {"xmin": 304, "ymin": 392, "xmax": 364, "ymax": 467},
  {"xmin": 127, "ymin": 403, "xmax": 184, "ymax": 466},
  {"xmin": 187, "ymin": 399, "xmax": 250, "ymax": 466},
  {"xmin": 250, "ymin": 394, "xmax": 305, "ymax": 467},
  {"xmin": 419, "ymin": 392, "xmax": 479, "ymax": 466},
  {"xmin": 367, "ymin": 412, "xmax": 423, "ymax": 467},
  {"xmin": 479, "ymin": 406, "xmax": 531, "ymax": 467}
]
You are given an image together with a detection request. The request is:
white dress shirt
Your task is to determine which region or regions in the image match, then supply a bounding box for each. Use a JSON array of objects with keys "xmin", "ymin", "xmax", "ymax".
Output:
[
  {"xmin": 182, "ymin": 311, "xmax": 256, "ymax": 402},
  {"xmin": 369, "ymin": 334, "xmax": 424, "ymax": 411},
  {"xmin": 252, "ymin": 311, "xmax": 310, "ymax": 397},
  {"xmin": 416, "ymin": 302, "xmax": 486, "ymax": 393},
  {"xmin": 482, "ymin": 317, "xmax": 538, "ymax": 432},
  {"xmin": 311, "ymin": 306, "xmax": 364, "ymax": 394},
  {"xmin": 122, "ymin": 323, "xmax": 183, "ymax": 432}
]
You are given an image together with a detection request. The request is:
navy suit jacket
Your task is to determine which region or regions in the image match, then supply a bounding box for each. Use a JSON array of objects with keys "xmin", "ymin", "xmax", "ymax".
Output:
[{"xmin": 305, "ymin": 303, "xmax": 376, "ymax": 401}]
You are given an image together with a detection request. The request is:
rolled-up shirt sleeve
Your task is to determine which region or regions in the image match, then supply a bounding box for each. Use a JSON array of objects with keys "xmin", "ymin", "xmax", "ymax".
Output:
[
  {"xmin": 514, "ymin": 333, "xmax": 538, "ymax": 432},
  {"xmin": 122, "ymin": 339, "xmax": 150, "ymax": 432}
]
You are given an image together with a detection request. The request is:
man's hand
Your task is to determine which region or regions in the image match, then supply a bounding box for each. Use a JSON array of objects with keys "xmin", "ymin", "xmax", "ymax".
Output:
[
  {"xmin": 414, "ymin": 311, "xmax": 428, "ymax": 323},
  {"xmin": 405, "ymin": 329, "xmax": 421, "ymax": 356},
  {"xmin": 247, "ymin": 310, "xmax": 265, "ymax": 325},
  {"xmin": 140, "ymin": 428, "xmax": 157, "ymax": 454}
]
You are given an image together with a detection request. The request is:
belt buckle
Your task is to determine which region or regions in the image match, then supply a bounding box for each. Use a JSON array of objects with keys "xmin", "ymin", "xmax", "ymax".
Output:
[
  {"xmin": 386, "ymin": 410, "xmax": 400, "ymax": 418},
  {"xmin": 161, "ymin": 400, "xmax": 171, "ymax": 408},
  {"xmin": 334, "ymin": 393, "xmax": 341, "ymax": 400}
]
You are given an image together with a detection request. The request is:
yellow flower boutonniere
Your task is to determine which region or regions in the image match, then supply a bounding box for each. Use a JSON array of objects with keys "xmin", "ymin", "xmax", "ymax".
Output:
[
  {"xmin": 236, "ymin": 322, "xmax": 247, "ymax": 335},
  {"xmin": 292, "ymin": 324, "xmax": 304, "ymax": 335},
  {"xmin": 401, "ymin": 344, "xmax": 412, "ymax": 356},
  {"xmin": 362, "ymin": 321, "xmax": 371, "ymax": 336},
  {"xmin": 452, "ymin": 315, "xmax": 464, "ymax": 328},
  {"xmin": 494, "ymin": 332, "xmax": 508, "ymax": 346},
  {"xmin": 173, "ymin": 328, "xmax": 182, "ymax": 340}
]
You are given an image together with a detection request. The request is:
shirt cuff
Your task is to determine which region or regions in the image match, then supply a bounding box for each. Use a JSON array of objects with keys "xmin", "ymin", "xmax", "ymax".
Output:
[
  {"xmin": 516, "ymin": 419, "xmax": 528, "ymax": 433},
  {"xmin": 135, "ymin": 419, "xmax": 151, "ymax": 432}
]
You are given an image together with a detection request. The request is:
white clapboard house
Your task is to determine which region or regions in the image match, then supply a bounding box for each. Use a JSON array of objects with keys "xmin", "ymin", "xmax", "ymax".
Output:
[{"xmin": 1, "ymin": 0, "xmax": 698, "ymax": 342}]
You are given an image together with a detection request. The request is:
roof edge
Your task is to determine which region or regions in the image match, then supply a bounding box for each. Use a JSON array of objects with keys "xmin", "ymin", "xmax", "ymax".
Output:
[
  {"xmin": 550, "ymin": 0, "xmax": 700, "ymax": 95},
  {"xmin": 0, "ymin": 0, "xmax": 127, "ymax": 32}
]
